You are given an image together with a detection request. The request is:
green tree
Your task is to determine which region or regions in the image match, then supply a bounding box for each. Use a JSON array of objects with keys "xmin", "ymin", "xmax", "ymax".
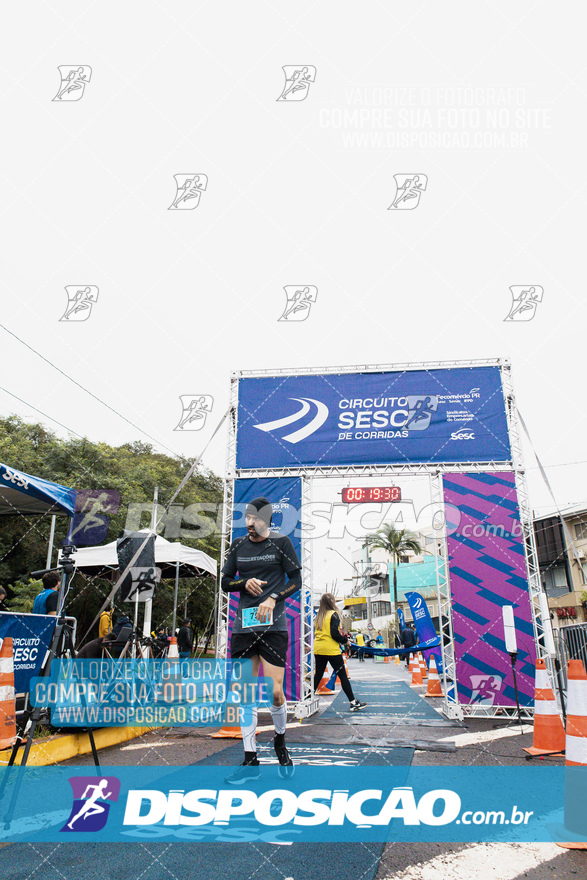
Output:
[
  {"xmin": 362, "ymin": 524, "xmax": 422, "ymax": 627},
  {"xmin": 0, "ymin": 416, "xmax": 223, "ymax": 642}
]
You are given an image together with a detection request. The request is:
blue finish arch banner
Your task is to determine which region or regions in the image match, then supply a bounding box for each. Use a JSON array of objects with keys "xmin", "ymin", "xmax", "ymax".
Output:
[{"xmin": 235, "ymin": 366, "xmax": 510, "ymax": 469}]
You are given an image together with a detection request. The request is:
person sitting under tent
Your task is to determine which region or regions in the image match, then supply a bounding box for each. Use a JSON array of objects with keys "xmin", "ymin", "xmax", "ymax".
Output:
[{"xmin": 76, "ymin": 612, "xmax": 133, "ymax": 658}]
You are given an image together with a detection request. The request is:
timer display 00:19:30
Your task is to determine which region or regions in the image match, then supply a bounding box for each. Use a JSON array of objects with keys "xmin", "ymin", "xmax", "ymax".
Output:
[{"xmin": 341, "ymin": 487, "xmax": 402, "ymax": 503}]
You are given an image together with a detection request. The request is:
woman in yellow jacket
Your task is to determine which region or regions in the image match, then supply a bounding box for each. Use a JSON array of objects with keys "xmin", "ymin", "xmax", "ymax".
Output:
[{"xmin": 313, "ymin": 593, "xmax": 367, "ymax": 711}]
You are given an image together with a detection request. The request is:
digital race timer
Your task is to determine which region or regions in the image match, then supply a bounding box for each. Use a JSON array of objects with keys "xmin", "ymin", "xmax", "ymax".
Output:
[{"xmin": 341, "ymin": 487, "xmax": 402, "ymax": 503}]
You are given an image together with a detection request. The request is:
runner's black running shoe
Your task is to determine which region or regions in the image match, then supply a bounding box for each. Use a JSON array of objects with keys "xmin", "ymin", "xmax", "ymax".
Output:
[
  {"xmin": 350, "ymin": 700, "xmax": 367, "ymax": 711},
  {"xmin": 224, "ymin": 756, "xmax": 261, "ymax": 785},
  {"xmin": 274, "ymin": 734, "xmax": 294, "ymax": 779}
]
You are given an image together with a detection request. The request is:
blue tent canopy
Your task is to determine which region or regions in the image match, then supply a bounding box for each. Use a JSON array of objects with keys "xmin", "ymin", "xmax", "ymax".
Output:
[{"xmin": 0, "ymin": 463, "xmax": 76, "ymax": 517}]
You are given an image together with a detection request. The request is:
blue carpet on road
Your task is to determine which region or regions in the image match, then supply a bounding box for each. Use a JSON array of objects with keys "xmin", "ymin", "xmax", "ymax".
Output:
[
  {"xmin": 0, "ymin": 743, "xmax": 412, "ymax": 880},
  {"xmin": 319, "ymin": 680, "xmax": 454, "ymax": 726},
  {"xmin": 197, "ymin": 740, "xmax": 414, "ymax": 767}
]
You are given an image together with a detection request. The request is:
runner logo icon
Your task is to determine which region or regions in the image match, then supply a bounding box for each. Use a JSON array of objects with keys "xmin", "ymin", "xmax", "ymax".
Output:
[
  {"xmin": 504, "ymin": 286, "xmax": 544, "ymax": 322},
  {"xmin": 52, "ymin": 66, "xmax": 92, "ymax": 101},
  {"xmin": 470, "ymin": 674, "xmax": 503, "ymax": 706},
  {"xmin": 278, "ymin": 286, "xmax": 318, "ymax": 322},
  {"xmin": 169, "ymin": 174, "xmax": 208, "ymax": 210},
  {"xmin": 405, "ymin": 396, "xmax": 438, "ymax": 431},
  {"xmin": 277, "ymin": 66, "xmax": 316, "ymax": 101},
  {"xmin": 60, "ymin": 286, "xmax": 99, "ymax": 322},
  {"xmin": 388, "ymin": 174, "xmax": 428, "ymax": 210},
  {"xmin": 174, "ymin": 395, "xmax": 214, "ymax": 431},
  {"xmin": 61, "ymin": 776, "xmax": 120, "ymax": 832},
  {"xmin": 254, "ymin": 397, "xmax": 329, "ymax": 443}
]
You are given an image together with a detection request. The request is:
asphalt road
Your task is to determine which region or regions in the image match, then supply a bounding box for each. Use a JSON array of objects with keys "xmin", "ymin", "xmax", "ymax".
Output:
[{"xmin": 0, "ymin": 657, "xmax": 584, "ymax": 879}]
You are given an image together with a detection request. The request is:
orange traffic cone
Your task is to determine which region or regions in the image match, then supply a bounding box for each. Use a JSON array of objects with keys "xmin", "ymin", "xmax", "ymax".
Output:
[
  {"xmin": 419, "ymin": 654, "xmax": 428, "ymax": 679},
  {"xmin": 424, "ymin": 655, "xmax": 444, "ymax": 698},
  {"xmin": 210, "ymin": 725, "xmax": 243, "ymax": 739},
  {"xmin": 565, "ymin": 659, "xmax": 587, "ymax": 766},
  {"xmin": 410, "ymin": 655, "xmax": 423, "ymax": 687},
  {"xmin": 343, "ymin": 657, "xmax": 351, "ymax": 681},
  {"xmin": 522, "ymin": 659, "xmax": 565, "ymax": 758},
  {"xmin": 554, "ymin": 659, "xmax": 587, "ymax": 849},
  {"xmin": 384, "ymin": 654, "xmax": 390, "ymax": 664},
  {"xmin": 167, "ymin": 636, "xmax": 179, "ymax": 659},
  {"xmin": 0, "ymin": 638, "xmax": 16, "ymax": 750},
  {"xmin": 394, "ymin": 654, "xmax": 401, "ymax": 666},
  {"xmin": 316, "ymin": 677, "xmax": 336, "ymax": 695}
]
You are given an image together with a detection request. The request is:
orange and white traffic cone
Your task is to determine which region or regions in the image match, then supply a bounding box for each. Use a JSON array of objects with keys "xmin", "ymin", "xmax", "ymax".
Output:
[
  {"xmin": 419, "ymin": 654, "xmax": 428, "ymax": 679},
  {"xmin": 343, "ymin": 657, "xmax": 351, "ymax": 681},
  {"xmin": 0, "ymin": 638, "xmax": 16, "ymax": 750},
  {"xmin": 424, "ymin": 655, "xmax": 444, "ymax": 698},
  {"xmin": 316, "ymin": 677, "xmax": 336, "ymax": 695},
  {"xmin": 522, "ymin": 659, "xmax": 565, "ymax": 758},
  {"xmin": 410, "ymin": 655, "xmax": 423, "ymax": 687},
  {"xmin": 554, "ymin": 659, "xmax": 587, "ymax": 849},
  {"xmin": 565, "ymin": 658, "xmax": 587, "ymax": 766},
  {"xmin": 167, "ymin": 636, "xmax": 179, "ymax": 659},
  {"xmin": 210, "ymin": 725, "xmax": 243, "ymax": 739},
  {"xmin": 394, "ymin": 654, "xmax": 401, "ymax": 666}
]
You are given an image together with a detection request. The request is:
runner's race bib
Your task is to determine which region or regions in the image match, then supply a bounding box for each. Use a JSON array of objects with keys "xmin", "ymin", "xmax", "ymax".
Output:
[{"xmin": 242, "ymin": 607, "xmax": 273, "ymax": 628}]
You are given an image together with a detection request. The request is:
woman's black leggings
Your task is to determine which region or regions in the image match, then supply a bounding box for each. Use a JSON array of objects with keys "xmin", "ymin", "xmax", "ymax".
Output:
[{"xmin": 314, "ymin": 653, "xmax": 355, "ymax": 701}]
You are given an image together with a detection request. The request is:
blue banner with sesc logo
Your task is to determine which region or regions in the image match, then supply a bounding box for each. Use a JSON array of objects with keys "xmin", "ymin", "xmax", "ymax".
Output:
[{"xmin": 235, "ymin": 366, "xmax": 510, "ymax": 469}]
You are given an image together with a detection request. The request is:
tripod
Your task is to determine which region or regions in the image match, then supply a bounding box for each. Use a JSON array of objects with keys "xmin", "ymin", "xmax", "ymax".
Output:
[{"xmin": 0, "ymin": 547, "xmax": 101, "ymax": 829}]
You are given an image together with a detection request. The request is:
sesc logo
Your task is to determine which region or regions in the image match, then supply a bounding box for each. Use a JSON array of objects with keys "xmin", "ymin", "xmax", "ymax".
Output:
[{"xmin": 450, "ymin": 431, "xmax": 475, "ymax": 441}]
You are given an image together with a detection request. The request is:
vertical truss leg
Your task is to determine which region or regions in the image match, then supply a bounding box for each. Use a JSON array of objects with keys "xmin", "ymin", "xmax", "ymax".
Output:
[
  {"xmin": 295, "ymin": 475, "xmax": 319, "ymax": 718},
  {"xmin": 431, "ymin": 473, "xmax": 463, "ymax": 721}
]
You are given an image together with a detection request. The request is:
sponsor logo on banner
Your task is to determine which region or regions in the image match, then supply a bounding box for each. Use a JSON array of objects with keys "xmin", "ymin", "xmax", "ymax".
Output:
[
  {"xmin": 278, "ymin": 286, "xmax": 318, "ymax": 322},
  {"xmin": 61, "ymin": 777, "xmax": 120, "ymax": 832},
  {"xmin": 254, "ymin": 397, "xmax": 329, "ymax": 443},
  {"xmin": 469, "ymin": 674, "xmax": 504, "ymax": 706},
  {"xmin": 59, "ymin": 286, "xmax": 99, "ymax": 322},
  {"xmin": 168, "ymin": 174, "xmax": 208, "ymax": 210},
  {"xmin": 450, "ymin": 431, "xmax": 475, "ymax": 441},
  {"xmin": 52, "ymin": 66, "xmax": 92, "ymax": 101},
  {"xmin": 277, "ymin": 66, "xmax": 316, "ymax": 101},
  {"xmin": 388, "ymin": 174, "xmax": 428, "ymax": 209},
  {"xmin": 1, "ymin": 465, "xmax": 29, "ymax": 490},
  {"xmin": 504, "ymin": 285, "xmax": 544, "ymax": 322}
]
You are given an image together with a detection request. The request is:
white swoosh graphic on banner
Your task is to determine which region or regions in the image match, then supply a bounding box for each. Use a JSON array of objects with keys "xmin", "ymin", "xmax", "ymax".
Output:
[{"xmin": 253, "ymin": 398, "xmax": 329, "ymax": 444}]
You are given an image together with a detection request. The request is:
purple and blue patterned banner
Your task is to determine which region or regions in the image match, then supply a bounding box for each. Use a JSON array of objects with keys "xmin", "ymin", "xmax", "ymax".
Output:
[{"xmin": 442, "ymin": 472, "xmax": 536, "ymax": 708}]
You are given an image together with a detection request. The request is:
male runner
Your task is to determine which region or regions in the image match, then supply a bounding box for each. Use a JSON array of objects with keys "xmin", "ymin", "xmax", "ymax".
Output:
[{"xmin": 221, "ymin": 497, "xmax": 302, "ymax": 784}]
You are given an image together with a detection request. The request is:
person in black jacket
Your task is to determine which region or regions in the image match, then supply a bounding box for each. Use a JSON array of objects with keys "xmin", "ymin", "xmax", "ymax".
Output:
[
  {"xmin": 177, "ymin": 618, "xmax": 193, "ymax": 658},
  {"xmin": 400, "ymin": 623, "xmax": 418, "ymax": 668},
  {"xmin": 221, "ymin": 497, "xmax": 302, "ymax": 783}
]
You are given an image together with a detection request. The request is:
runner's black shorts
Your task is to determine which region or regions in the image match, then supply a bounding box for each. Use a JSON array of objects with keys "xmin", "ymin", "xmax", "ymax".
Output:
[{"xmin": 230, "ymin": 631, "xmax": 288, "ymax": 668}]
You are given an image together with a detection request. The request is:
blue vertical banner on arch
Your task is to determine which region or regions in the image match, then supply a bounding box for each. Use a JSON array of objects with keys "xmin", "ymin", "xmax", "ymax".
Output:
[
  {"xmin": 404, "ymin": 591, "xmax": 443, "ymax": 673},
  {"xmin": 227, "ymin": 477, "xmax": 302, "ymax": 701}
]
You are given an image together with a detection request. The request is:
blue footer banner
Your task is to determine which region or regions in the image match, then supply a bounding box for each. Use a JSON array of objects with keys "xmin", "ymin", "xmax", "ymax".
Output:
[{"xmin": 0, "ymin": 766, "xmax": 585, "ymax": 844}]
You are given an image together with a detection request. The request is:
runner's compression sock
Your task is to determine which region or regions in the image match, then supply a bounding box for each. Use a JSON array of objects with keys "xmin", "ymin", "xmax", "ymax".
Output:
[
  {"xmin": 241, "ymin": 706, "xmax": 258, "ymax": 753},
  {"xmin": 269, "ymin": 701, "xmax": 287, "ymax": 735}
]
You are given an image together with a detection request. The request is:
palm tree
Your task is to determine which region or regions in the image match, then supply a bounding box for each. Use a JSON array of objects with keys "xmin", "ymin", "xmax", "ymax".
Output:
[{"xmin": 362, "ymin": 523, "xmax": 422, "ymax": 628}]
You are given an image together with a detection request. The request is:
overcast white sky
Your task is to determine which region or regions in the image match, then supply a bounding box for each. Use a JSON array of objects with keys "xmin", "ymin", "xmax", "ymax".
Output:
[{"xmin": 1, "ymin": 3, "xmax": 584, "ymax": 588}]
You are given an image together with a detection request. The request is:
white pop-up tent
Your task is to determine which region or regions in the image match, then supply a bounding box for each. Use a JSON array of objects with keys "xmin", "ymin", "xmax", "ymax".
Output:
[
  {"xmin": 72, "ymin": 529, "xmax": 217, "ymax": 640},
  {"xmin": 71, "ymin": 528, "xmax": 217, "ymax": 579}
]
